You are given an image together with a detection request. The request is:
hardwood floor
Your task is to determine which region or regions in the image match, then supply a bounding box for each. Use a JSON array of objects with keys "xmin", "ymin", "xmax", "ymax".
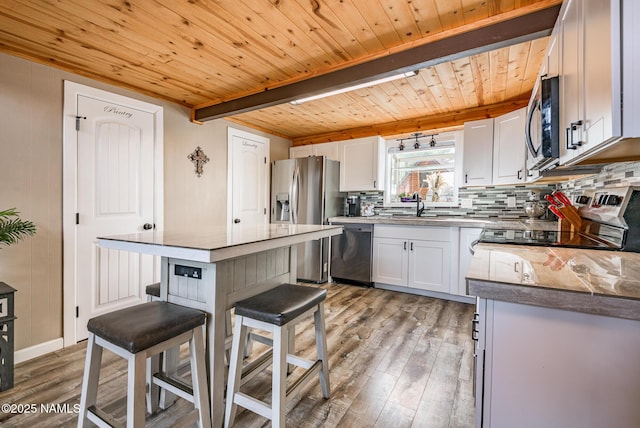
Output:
[{"xmin": 0, "ymin": 284, "xmax": 475, "ymax": 427}]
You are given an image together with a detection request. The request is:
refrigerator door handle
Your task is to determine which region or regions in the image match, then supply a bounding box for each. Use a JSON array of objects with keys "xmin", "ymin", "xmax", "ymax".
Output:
[{"xmin": 291, "ymin": 164, "xmax": 300, "ymax": 224}]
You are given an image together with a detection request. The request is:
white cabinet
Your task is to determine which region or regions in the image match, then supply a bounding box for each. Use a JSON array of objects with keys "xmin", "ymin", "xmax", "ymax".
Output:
[
  {"xmin": 289, "ymin": 145, "xmax": 313, "ymax": 159},
  {"xmin": 457, "ymin": 227, "xmax": 482, "ymax": 297},
  {"xmin": 407, "ymin": 239, "xmax": 451, "ymax": 294},
  {"xmin": 463, "ymin": 109, "xmax": 526, "ymax": 187},
  {"xmin": 372, "ymin": 236, "xmax": 407, "ymax": 286},
  {"xmin": 289, "ymin": 141, "xmax": 338, "ymax": 161},
  {"xmin": 338, "ymin": 136, "xmax": 385, "ymax": 191},
  {"xmin": 558, "ymin": 0, "xmax": 583, "ymax": 165},
  {"xmin": 555, "ymin": 0, "xmax": 640, "ymax": 166},
  {"xmin": 475, "ymin": 298, "xmax": 640, "ymax": 428},
  {"xmin": 492, "ymin": 108, "xmax": 526, "ymax": 185},
  {"xmin": 462, "ymin": 118, "xmax": 494, "ymax": 186},
  {"xmin": 373, "ymin": 225, "xmax": 456, "ymax": 294}
]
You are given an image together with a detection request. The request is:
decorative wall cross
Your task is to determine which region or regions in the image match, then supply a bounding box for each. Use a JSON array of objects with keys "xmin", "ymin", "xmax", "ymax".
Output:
[{"xmin": 188, "ymin": 146, "xmax": 210, "ymax": 177}]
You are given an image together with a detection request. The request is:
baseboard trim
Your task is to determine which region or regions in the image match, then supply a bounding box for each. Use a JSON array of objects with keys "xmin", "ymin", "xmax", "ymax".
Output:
[
  {"xmin": 15, "ymin": 338, "xmax": 64, "ymax": 364},
  {"xmin": 374, "ymin": 282, "xmax": 475, "ymax": 304}
]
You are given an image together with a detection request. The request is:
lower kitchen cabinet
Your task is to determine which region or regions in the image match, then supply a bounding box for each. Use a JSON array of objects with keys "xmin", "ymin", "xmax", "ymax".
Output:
[
  {"xmin": 457, "ymin": 227, "xmax": 482, "ymax": 297},
  {"xmin": 373, "ymin": 225, "xmax": 457, "ymax": 295},
  {"xmin": 372, "ymin": 236, "xmax": 407, "ymax": 286},
  {"xmin": 474, "ymin": 298, "xmax": 640, "ymax": 428}
]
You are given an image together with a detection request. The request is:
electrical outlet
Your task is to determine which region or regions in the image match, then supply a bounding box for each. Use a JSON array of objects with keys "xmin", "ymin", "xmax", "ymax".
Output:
[
  {"xmin": 507, "ymin": 196, "xmax": 517, "ymax": 208},
  {"xmin": 461, "ymin": 198, "xmax": 473, "ymax": 209}
]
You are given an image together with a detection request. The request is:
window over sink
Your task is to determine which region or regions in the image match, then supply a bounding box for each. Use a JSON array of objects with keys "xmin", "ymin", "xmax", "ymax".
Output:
[{"xmin": 384, "ymin": 131, "xmax": 462, "ymax": 207}]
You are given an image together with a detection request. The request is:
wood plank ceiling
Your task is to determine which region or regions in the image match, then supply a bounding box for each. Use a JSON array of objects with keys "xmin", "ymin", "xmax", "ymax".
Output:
[{"xmin": 0, "ymin": 0, "xmax": 562, "ymax": 145}]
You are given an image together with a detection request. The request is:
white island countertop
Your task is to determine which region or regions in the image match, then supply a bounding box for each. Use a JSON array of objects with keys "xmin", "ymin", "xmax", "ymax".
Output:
[{"xmin": 98, "ymin": 223, "xmax": 343, "ymax": 263}]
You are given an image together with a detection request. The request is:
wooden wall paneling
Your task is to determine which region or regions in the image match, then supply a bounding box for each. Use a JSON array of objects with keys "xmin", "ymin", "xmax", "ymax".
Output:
[
  {"xmin": 105, "ymin": 1, "xmax": 295, "ymax": 93},
  {"xmin": 505, "ymin": 41, "xmax": 533, "ymax": 100},
  {"xmin": 329, "ymin": 0, "xmax": 388, "ymax": 52},
  {"xmin": 283, "ymin": 0, "xmax": 366, "ymax": 60},
  {"xmin": 378, "ymin": 0, "xmax": 424, "ymax": 44},
  {"xmin": 436, "ymin": 62, "xmax": 467, "ymax": 110},
  {"xmin": 489, "ymin": 46, "xmax": 511, "ymax": 101},
  {"xmin": 434, "ymin": 0, "xmax": 467, "ymax": 30},
  {"xmin": 7, "ymin": 1, "xmax": 214, "ymax": 102},
  {"xmin": 469, "ymin": 52, "xmax": 492, "ymax": 106},
  {"xmin": 149, "ymin": 2, "xmax": 305, "ymax": 85},
  {"xmin": 1, "ymin": 0, "xmax": 561, "ymax": 151},
  {"xmin": 519, "ymin": 37, "xmax": 550, "ymax": 97},
  {"xmin": 240, "ymin": 1, "xmax": 349, "ymax": 69},
  {"xmin": 451, "ymin": 57, "xmax": 479, "ymax": 107},
  {"xmin": 392, "ymin": 76, "xmax": 431, "ymax": 114},
  {"xmin": 412, "ymin": 0, "xmax": 446, "ymax": 35},
  {"xmin": 417, "ymin": 65, "xmax": 452, "ymax": 113}
]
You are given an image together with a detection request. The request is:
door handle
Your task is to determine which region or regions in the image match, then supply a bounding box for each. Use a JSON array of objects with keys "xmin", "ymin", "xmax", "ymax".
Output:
[
  {"xmin": 566, "ymin": 120, "xmax": 583, "ymax": 150},
  {"xmin": 143, "ymin": 223, "xmax": 153, "ymax": 230},
  {"xmin": 410, "ymin": 242, "xmax": 414, "ymax": 251},
  {"xmin": 234, "ymin": 218, "xmax": 241, "ymax": 224}
]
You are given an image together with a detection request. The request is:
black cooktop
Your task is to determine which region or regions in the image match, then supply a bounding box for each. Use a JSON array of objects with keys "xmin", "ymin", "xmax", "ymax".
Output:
[{"xmin": 478, "ymin": 228, "xmax": 621, "ymax": 250}]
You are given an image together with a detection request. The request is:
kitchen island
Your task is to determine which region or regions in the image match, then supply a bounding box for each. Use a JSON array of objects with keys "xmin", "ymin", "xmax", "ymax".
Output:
[
  {"xmin": 98, "ymin": 223, "xmax": 343, "ymax": 427},
  {"xmin": 467, "ymin": 243, "xmax": 640, "ymax": 428}
]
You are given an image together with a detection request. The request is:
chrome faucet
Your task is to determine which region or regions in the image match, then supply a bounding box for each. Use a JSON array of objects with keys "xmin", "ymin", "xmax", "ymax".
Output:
[{"xmin": 415, "ymin": 193, "xmax": 425, "ymax": 217}]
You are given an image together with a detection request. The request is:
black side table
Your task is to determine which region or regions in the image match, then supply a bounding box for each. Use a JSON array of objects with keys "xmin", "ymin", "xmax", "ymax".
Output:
[{"xmin": 0, "ymin": 282, "xmax": 16, "ymax": 391}]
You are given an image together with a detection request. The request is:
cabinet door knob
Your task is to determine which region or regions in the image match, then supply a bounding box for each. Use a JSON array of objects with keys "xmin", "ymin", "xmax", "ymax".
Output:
[
  {"xmin": 143, "ymin": 223, "xmax": 153, "ymax": 230},
  {"xmin": 404, "ymin": 241, "xmax": 407, "ymax": 250},
  {"xmin": 234, "ymin": 218, "xmax": 241, "ymax": 224}
]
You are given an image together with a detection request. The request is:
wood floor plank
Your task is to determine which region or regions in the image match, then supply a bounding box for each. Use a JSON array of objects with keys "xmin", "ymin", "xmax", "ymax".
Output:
[
  {"xmin": 0, "ymin": 284, "xmax": 475, "ymax": 427},
  {"xmin": 335, "ymin": 371, "xmax": 397, "ymax": 427},
  {"xmin": 374, "ymin": 400, "xmax": 416, "ymax": 428},
  {"xmin": 411, "ymin": 342, "xmax": 466, "ymax": 428}
]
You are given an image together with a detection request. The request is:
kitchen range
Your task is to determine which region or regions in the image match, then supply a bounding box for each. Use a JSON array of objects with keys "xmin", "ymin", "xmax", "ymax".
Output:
[{"xmin": 477, "ymin": 186, "xmax": 640, "ymax": 251}]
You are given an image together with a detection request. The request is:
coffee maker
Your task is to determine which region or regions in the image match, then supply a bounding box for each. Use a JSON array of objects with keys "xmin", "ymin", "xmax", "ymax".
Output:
[{"xmin": 347, "ymin": 195, "xmax": 361, "ymax": 217}]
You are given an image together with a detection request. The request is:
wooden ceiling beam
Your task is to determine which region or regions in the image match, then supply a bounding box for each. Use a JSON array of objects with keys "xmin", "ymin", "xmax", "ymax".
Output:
[
  {"xmin": 192, "ymin": 3, "xmax": 560, "ymax": 123},
  {"xmin": 290, "ymin": 99, "xmax": 530, "ymax": 146}
]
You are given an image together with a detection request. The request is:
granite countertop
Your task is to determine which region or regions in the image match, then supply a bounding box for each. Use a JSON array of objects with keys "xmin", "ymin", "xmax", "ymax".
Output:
[
  {"xmin": 98, "ymin": 224, "xmax": 343, "ymax": 263},
  {"xmin": 467, "ymin": 243, "xmax": 640, "ymax": 321},
  {"xmin": 329, "ymin": 215, "xmax": 558, "ymax": 231}
]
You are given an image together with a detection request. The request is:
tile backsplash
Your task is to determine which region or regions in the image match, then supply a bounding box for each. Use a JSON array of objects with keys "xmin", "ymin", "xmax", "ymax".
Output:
[
  {"xmin": 559, "ymin": 161, "xmax": 640, "ymax": 194},
  {"xmin": 349, "ymin": 161, "xmax": 640, "ymax": 219}
]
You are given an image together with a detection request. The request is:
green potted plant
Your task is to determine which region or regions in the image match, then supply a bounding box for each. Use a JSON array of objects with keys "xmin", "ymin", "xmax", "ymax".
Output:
[{"xmin": 0, "ymin": 208, "xmax": 36, "ymax": 247}]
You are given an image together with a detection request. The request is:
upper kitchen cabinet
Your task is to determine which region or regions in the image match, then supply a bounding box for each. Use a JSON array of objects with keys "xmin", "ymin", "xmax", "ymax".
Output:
[
  {"xmin": 289, "ymin": 141, "xmax": 339, "ymax": 161},
  {"xmin": 338, "ymin": 136, "xmax": 385, "ymax": 192},
  {"xmin": 493, "ymin": 108, "xmax": 526, "ymax": 185},
  {"xmin": 462, "ymin": 118, "xmax": 494, "ymax": 186},
  {"xmin": 557, "ymin": 0, "xmax": 640, "ymax": 166},
  {"xmin": 463, "ymin": 110, "xmax": 526, "ymax": 187}
]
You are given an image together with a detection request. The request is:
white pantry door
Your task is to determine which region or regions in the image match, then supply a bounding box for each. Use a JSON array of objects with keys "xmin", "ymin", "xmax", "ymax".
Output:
[
  {"xmin": 227, "ymin": 128, "xmax": 269, "ymax": 229},
  {"xmin": 74, "ymin": 93, "xmax": 158, "ymax": 341}
]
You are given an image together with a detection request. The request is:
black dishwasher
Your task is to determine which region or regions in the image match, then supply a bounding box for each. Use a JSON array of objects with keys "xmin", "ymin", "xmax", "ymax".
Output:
[{"xmin": 330, "ymin": 223, "xmax": 373, "ymax": 286}]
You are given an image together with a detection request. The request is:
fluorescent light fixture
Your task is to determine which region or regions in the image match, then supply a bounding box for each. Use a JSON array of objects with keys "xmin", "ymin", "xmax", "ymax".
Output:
[{"xmin": 289, "ymin": 70, "xmax": 417, "ymax": 105}]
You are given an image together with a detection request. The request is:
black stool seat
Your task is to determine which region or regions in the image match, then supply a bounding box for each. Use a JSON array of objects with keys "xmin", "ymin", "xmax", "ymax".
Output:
[
  {"xmin": 145, "ymin": 282, "xmax": 161, "ymax": 298},
  {"xmin": 87, "ymin": 301, "xmax": 206, "ymax": 354},
  {"xmin": 234, "ymin": 283, "xmax": 326, "ymax": 326}
]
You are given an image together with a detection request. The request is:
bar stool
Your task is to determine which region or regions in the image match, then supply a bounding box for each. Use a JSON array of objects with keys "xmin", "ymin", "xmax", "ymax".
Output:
[
  {"xmin": 78, "ymin": 301, "xmax": 211, "ymax": 428},
  {"xmin": 224, "ymin": 283, "xmax": 331, "ymax": 428},
  {"xmin": 145, "ymin": 282, "xmax": 161, "ymax": 301}
]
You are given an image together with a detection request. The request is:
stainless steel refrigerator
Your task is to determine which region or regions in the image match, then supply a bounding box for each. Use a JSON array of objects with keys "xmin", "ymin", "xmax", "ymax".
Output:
[{"xmin": 271, "ymin": 156, "xmax": 344, "ymax": 283}]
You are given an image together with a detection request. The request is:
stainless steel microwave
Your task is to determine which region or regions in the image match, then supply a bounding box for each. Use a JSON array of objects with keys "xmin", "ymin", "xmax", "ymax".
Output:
[{"xmin": 525, "ymin": 76, "xmax": 560, "ymax": 171}]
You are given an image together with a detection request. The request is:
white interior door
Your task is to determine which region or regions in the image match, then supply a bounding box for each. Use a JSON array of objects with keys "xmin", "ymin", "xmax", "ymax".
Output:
[
  {"xmin": 66, "ymin": 84, "xmax": 162, "ymax": 342},
  {"xmin": 227, "ymin": 128, "xmax": 269, "ymax": 228}
]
